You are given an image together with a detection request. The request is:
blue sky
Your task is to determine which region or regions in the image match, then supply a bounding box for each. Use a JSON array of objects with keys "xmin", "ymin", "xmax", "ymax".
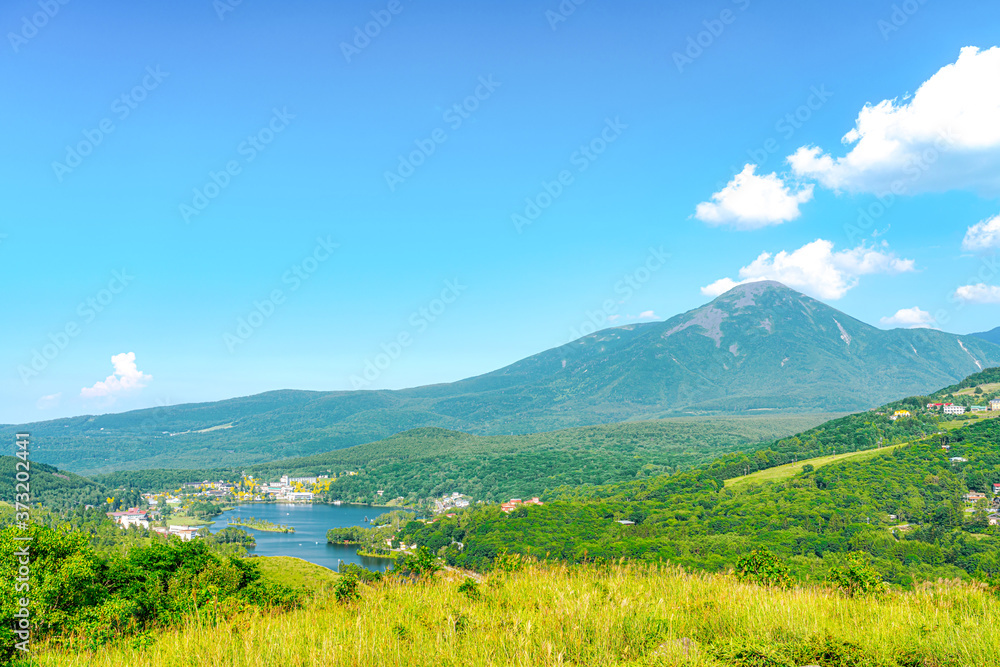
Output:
[{"xmin": 3, "ymin": 0, "xmax": 1000, "ymax": 423}]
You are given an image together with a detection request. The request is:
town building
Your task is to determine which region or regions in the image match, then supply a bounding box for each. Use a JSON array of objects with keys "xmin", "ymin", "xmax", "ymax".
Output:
[
  {"xmin": 107, "ymin": 508, "xmax": 150, "ymax": 529},
  {"xmin": 434, "ymin": 492, "xmax": 473, "ymax": 514},
  {"xmin": 167, "ymin": 525, "xmax": 200, "ymax": 541},
  {"xmin": 288, "ymin": 476, "xmax": 318, "ymax": 485},
  {"xmin": 990, "ymin": 399, "xmax": 1000, "ymax": 411},
  {"xmin": 501, "ymin": 497, "xmax": 543, "ymax": 513},
  {"xmin": 943, "ymin": 405, "xmax": 966, "ymax": 415}
]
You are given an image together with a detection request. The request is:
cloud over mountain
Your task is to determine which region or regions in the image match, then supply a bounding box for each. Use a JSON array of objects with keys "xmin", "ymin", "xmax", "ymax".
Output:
[
  {"xmin": 81, "ymin": 352, "xmax": 152, "ymax": 400},
  {"xmin": 701, "ymin": 239, "xmax": 914, "ymax": 300}
]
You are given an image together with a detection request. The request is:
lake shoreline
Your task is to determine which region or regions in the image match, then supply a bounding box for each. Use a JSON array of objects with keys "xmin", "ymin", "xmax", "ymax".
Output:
[{"xmin": 208, "ymin": 503, "xmax": 398, "ymax": 572}]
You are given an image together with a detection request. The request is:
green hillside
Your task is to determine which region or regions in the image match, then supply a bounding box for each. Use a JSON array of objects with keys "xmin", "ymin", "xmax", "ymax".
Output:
[
  {"xmin": 92, "ymin": 414, "xmax": 836, "ymax": 502},
  {"xmin": 401, "ymin": 414, "xmax": 1000, "ymax": 585},
  {"xmin": 0, "ymin": 457, "xmax": 107, "ymax": 508},
  {"xmin": 6, "ymin": 282, "xmax": 1000, "ymax": 474}
]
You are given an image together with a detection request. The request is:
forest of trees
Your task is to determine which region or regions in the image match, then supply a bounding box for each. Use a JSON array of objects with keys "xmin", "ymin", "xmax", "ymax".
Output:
[{"xmin": 398, "ymin": 417, "xmax": 1000, "ymax": 586}]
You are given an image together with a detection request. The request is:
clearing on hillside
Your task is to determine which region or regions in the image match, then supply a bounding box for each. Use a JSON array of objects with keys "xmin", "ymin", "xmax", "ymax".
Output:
[{"xmin": 725, "ymin": 443, "xmax": 907, "ymax": 488}]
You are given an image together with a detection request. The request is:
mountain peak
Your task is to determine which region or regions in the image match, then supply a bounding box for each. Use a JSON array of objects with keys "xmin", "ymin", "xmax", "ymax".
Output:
[{"xmin": 714, "ymin": 280, "xmax": 801, "ymax": 303}]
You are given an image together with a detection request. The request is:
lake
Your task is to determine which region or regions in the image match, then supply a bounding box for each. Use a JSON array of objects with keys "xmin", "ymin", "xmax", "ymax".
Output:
[{"xmin": 206, "ymin": 503, "xmax": 395, "ymax": 572}]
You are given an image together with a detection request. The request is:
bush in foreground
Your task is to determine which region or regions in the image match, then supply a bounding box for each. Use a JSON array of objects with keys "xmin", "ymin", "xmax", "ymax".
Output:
[
  {"xmin": 0, "ymin": 524, "xmax": 299, "ymax": 660},
  {"xmin": 30, "ymin": 561, "xmax": 998, "ymax": 666}
]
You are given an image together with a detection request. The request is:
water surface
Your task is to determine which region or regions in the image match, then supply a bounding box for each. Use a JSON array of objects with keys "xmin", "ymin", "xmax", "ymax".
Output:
[{"xmin": 207, "ymin": 503, "xmax": 394, "ymax": 572}]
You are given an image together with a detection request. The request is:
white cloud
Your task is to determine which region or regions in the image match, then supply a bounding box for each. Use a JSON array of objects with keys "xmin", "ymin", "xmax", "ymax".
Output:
[
  {"xmin": 880, "ymin": 307, "xmax": 936, "ymax": 328},
  {"xmin": 788, "ymin": 46, "xmax": 1000, "ymax": 195},
  {"xmin": 36, "ymin": 393, "xmax": 62, "ymax": 410},
  {"xmin": 962, "ymin": 214, "xmax": 1000, "ymax": 251},
  {"xmin": 637, "ymin": 310, "xmax": 657, "ymax": 319},
  {"xmin": 695, "ymin": 164, "xmax": 814, "ymax": 229},
  {"xmin": 954, "ymin": 283, "xmax": 1000, "ymax": 303},
  {"xmin": 81, "ymin": 352, "xmax": 152, "ymax": 400},
  {"xmin": 701, "ymin": 239, "xmax": 915, "ymax": 300}
]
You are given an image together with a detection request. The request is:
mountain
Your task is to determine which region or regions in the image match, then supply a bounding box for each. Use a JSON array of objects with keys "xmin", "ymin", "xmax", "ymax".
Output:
[
  {"xmin": 970, "ymin": 325, "xmax": 1000, "ymax": 346},
  {"xmin": 7, "ymin": 281, "xmax": 1000, "ymax": 473}
]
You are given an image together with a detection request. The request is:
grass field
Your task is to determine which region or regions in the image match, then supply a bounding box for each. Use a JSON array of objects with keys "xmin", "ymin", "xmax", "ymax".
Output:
[
  {"xmin": 941, "ymin": 412, "xmax": 1000, "ymax": 429},
  {"xmin": 724, "ymin": 413, "xmax": 1000, "ymax": 489},
  {"xmin": 164, "ymin": 517, "xmax": 213, "ymax": 527},
  {"xmin": 725, "ymin": 444, "xmax": 908, "ymax": 488},
  {"xmin": 952, "ymin": 382, "xmax": 1000, "ymax": 395},
  {"xmin": 255, "ymin": 555, "xmax": 339, "ymax": 591},
  {"xmin": 34, "ymin": 562, "xmax": 1000, "ymax": 666}
]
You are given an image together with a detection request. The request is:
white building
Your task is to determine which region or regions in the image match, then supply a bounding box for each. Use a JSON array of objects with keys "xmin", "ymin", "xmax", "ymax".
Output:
[
  {"xmin": 944, "ymin": 405, "xmax": 966, "ymax": 415},
  {"xmin": 167, "ymin": 525, "xmax": 200, "ymax": 541},
  {"xmin": 107, "ymin": 508, "xmax": 150, "ymax": 529}
]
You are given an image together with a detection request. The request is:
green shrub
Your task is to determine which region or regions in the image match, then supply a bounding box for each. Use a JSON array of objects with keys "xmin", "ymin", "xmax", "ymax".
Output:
[
  {"xmin": 457, "ymin": 577, "xmax": 480, "ymax": 600},
  {"xmin": 394, "ymin": 547, "xmax": 441, "ymax": 578},
  {"xmin": 828, "ymin": 552, "xmax": 889, "ymax": 598},
  {"xmin": 338, "ymin": 562, "xmax": 382, "ymax": 583},
  {"xmin": 333, "ymin": 573, "xmax": 361, "ymax": 604},
  {"xmin": 735, "ymin": 549, "xmax": 792, "ymax": 589},
  {"xmin": 0, "ymin": 523, "xmax": 298, "ymax": 654}
]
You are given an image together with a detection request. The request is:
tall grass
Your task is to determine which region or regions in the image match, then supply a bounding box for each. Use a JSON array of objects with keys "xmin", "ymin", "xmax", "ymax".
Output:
[{"xmin": 35, "ymin": 562, "xmax": 998, "ymax": 666}]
